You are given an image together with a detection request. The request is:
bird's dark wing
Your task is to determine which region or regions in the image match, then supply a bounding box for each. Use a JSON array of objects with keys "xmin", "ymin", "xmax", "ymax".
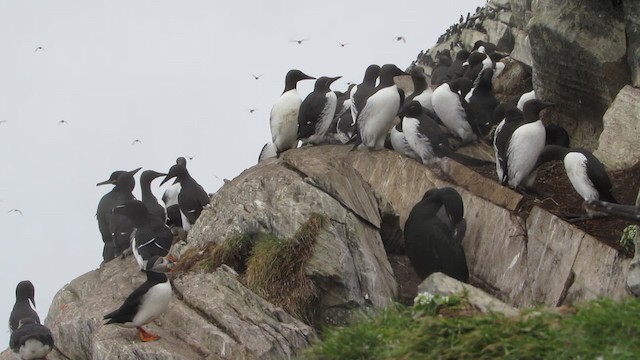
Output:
[
  {"xmin": 103, "ymin": 281, "xmax": 153, "ymax": 324},
  {"xmin": 10, "ymin": 323, "xmax": 54, "ymax": 352},
  {"xmin": 583, "ymin": 150, "xmax": 617, "ymax": 203},
  {"xmin": 297, "ymin": 92, "xmax": 325, "ymax": 139}
]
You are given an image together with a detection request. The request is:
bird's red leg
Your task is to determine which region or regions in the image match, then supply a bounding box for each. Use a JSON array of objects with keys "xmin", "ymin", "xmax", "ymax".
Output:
[{"xmin": 137, "ymin": 326, "xmax": 161, "ymax": 342}]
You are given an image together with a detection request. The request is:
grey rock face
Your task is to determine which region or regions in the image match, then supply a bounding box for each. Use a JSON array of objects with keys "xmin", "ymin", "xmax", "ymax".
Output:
[
  {"xmin": 593, "ymin": 86, "xmax": 640, "ymax": 171},
  {"xmin": 623, "ymin": 0, "xmax": 640, "ymax": 87},
  {"xmin": 528, "ymin": 0, "xmax": 629, "ymax": 124}
]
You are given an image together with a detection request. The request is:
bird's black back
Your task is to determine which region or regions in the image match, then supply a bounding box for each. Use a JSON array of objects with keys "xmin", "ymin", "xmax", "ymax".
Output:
[{"xmin": 103, "ymin": 271, "xmax": 168, "ymax": 324}]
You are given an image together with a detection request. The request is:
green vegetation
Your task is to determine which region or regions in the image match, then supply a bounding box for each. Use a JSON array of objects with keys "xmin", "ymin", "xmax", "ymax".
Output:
[
  {"xmin": 245, "ymin": 213, "xmax": 326, "ymax": 323},
  {"xmin": 176, "ymin": 213, "xmax": 327, "ymax": 324},
  {"xmin": 620, "ymin": 225, "xmax": 637, "ymax": 255},
  {"xmin": 305, "ymin": 295, "xmax": 640, "ymax": 360}
]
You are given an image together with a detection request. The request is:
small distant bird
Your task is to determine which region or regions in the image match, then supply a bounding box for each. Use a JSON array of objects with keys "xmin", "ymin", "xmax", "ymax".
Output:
[
  {"xmin": 103, "ymin": 256, "xmax": 174, "ymax": 342},
  {"xmin": 337, "ymin": 41, "xmax": 349, "ymax": 47},
  {"xmin": 9, "ymin": 318, "xmax": 54, "ymax": 360},
  {"xmin": 247, "ymin": 108, "xmax": 258, "ymax": 114},
  {"xmin": 9, "ymin": 281, "xmax": 40, "ymax": 332},
  {"xmin": 393, "ymin": 36, "xmax": 406, "ymax": 43},
  {"xmin": 34, "ymin": 46, "xmax": 44, "ymax": 52},
  {"xmin": 186, "ymin": 155, "xmax": 195, "ymax": 160},
  {"xmin": 251, "ymin": 74, "xmax": 262, "ymax": 80},
  {"xmin": 8, "ymin": 209, "xmax": 23, "ymax": 216},
  {"xmin": 58, "ymin": 120, "xmax": 69, "ymax": 125},
  {"xmin": 289, "ymin": 38, "xmax": 309, "ymax": 44},
  {"xmin": 131, "ymin": 139, "xmax": 142, "ymax": 146}
]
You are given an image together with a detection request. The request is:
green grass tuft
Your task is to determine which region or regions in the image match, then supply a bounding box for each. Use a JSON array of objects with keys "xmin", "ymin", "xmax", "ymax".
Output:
[
  {"xmin": 175, "ymin": 233, "xmax": 255, "ymax": 273},
  {"xmin": 244, "ymin": 213, "xmax": 327, "ymax": 323},
  {"xmin": 305, "ymin": 297, "xmax": 640, "ymax": 359}
]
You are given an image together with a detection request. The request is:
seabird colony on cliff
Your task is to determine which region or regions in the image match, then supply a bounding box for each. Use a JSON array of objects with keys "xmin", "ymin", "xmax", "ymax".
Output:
[{"xmin": 10, "ymin": 3, "xmax": 630, "ymax": 355}]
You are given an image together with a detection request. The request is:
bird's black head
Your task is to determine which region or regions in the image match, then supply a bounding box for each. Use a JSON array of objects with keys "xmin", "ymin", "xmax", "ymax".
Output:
[
  {"xmin": 176, "ymin": 157, "xmax": 187, "ymax": 167},
  {"xmin": 114, "ymin": 167, "xmax": 142, "ymax": 193},
  {"xmin": 523, "ymin": 99, "xmax": 554, "ymax": 121},
  {"xmin": 362, "ymin": 64, "xmax": 381, "ymax": 83},
  {"xmin": 409, "ymin": 66, "xmax": 426, "ymax": 80},
  {"xmin": 398, "ymin": 101, "xmax": 423, "ymax": 119},
  {"xmin": 378, "ymin": 64, "xmax": 408, "ymax": 85},
  {"xmin": 313, "ymin": 76, "xmax": 341, "ymax": 91},
  {"xmin": 455, "ymin": 50, "xmax": 471, "ymax": 61},
  {"xmin": 96, "ymin": 170, "xmax": 125, "ymax": 186},
  {"xmin": 16, "ymin": 280, "xmax": 36, "ymax": 307},
  {"xmin": 284, "ymin": 70, "xmax": 315, "ymax": 92},
  {"xmin": 145, "ymin": 256, "xmax": 175, "ymax": 273},
  {"xmin": 140, "ymin": 170, "xmax": 167, "ymax": 185},
  {"xmin": 160, "ymin": 164, "xmax": 188, "ymax": 186},
  {"xmin": 448, "ymin": 78, "xmax": 473, "ymax": 97},
  {"xmin": 112, "ymin": 199, "xmax": 149, "ymax": 224}
]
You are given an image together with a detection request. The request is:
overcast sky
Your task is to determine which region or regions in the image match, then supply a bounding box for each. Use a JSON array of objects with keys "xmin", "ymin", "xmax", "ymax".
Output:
[{"xmin": 0, "ymin": 0, "xmax": 484, "ymax": 346}]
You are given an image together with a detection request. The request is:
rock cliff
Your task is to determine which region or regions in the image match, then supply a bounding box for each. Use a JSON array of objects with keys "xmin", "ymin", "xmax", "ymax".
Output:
[{"xmin": 4, "ymin": 0, "xmax": 639, "ymax": 358}]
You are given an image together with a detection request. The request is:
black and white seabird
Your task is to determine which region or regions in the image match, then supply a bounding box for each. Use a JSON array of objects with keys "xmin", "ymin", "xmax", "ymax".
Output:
[
  {"xmin": 330, "ymin": 84, "xmax": 356, "ymax": 144},
  {"xmin": 405, "ymin": 66, "xmax": 434, "ymax": 112},
  {"xmin": 258, "ymin": 142, "xmax": 278, "ymax": 163},
  {"xmin": 466, "ymin": 68, "xmax": 498, "ymax": 137},
  {"xmin": 9, "ymin": 318, "xmax": 53, "ymax": 360},
  {"xmin": 404, "ymin": 187, "xmax": 468, "ymax": 282},
  {"xmin": 297, "ymin": 76, "xmax": 342, "ymax": 144},
  {"xmin": 97, "ymin": 168, "xmax": 141, "ymax": 262},
  {"xmin": 472, "ymin": 40, "xmax": 498, "ymax": 54},
  {"xmin": 446, "ymin": 49, "xmax": 471, "ymax": 81},
  {"xmin": 103, "ymin": 256, "xmax": 174, "ymax": 342},
  {"xmin": 462, "ymin": 51, "xmax": 488, "ymax": 83},
  {"xmin": 516, "ymin": 89, "xmax": 536, "ymax": 111},
  {"xmin": 493, "ymin": 100, "xmax": 553, "ymax": 190},
  {"xmin": 431, "ymin": 78, "xmax": 476, "ymax": 144},
  {"xmin": 353, "ymin": 64, "xmax": 407, "ymax": 150},
  {"xmin": 389, "ymin": 122, "xmax": 420, "ymax": 162},
  {"xmin": 350, "ymin": 64, "xmax": 381, "ymax": 127},
  {"xmin": 269, "ymin": 69, "xmax": 315, "ymax": 156},
  {"xmin": 162, "ymin": 157, "xmax": 186, "ymax": 229},
  {"xmin": 430, "ymin": 51, "xmax": 453, "ymax": 87},
  {"xmin": 160, "ymin": 163, "xmax": 208, "ymax": 232},
  {"xmin": 535, "ymin": 145, "xmax": 617, "ymax": 221},
  {"xmin": 9, "ymin": 281, "xmax": 40, "ymax": 333},
  {"xmin": 112, "ymin": 200, "xmax": 174, "ymax": 270},
  {"xmin": 140, "ymin": 170, "xmax": 167, "ymax": 223}
]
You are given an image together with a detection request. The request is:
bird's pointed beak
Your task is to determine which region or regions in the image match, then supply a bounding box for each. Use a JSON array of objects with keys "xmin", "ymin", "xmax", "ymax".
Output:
[
  {"xmin": 160, "ymin": 173, "xmax": 176, "ymax": 186},
  {"xmin": 96, "ymin": 179, "xmax": 116, "ymax": 186},
  {"xmin": 129, "ymin": 167, "xmax": 142, "ymax": 175},
  {"xmin": 302, "ymin": 72, "xmax": 316, "ymax": 80},
  {"xmin": 329, "ymin": 76, "xmax": 342, "ymax": 84}
]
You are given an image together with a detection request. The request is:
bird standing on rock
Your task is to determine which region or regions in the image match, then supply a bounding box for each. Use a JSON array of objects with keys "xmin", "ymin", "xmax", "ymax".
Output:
[
  {"xmin": 270, "ymin": 69, "xmax": 316, "ymax": 156},
  {"xmin": 160, "ymin": 163, "xmax": 208, "ymax": 232},
  {"xmin": 96, "ymin": 168, "xmax": 141, "ymax": 261},
  {"xmin": 9, "ymin": 318, "xmax": 54, "ymax": 360},
  {"xmin": 139, "ymin": 170, "xmax": 167, "ymax": 223},
  {"xmin": 103, "ymin": 256, "xmax": 174, "ymax": 342},
  {"xmin": 297, "ymin": 76, "xmax": 342, "ymax": 145},
  {"xmin": 9, "ymin": 281, "xmax": 40, "ymax": 333}
]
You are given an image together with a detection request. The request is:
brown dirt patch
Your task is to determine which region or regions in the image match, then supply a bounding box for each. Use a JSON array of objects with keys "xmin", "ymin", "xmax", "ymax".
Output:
[{"xmin": 470, "ymin": 160, "xmax": 640, "ymax": 257}]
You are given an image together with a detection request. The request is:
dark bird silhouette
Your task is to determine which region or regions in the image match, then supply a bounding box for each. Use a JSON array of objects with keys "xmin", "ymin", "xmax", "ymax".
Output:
[
  {"xmin": 34, "ymin": 46, "xmax": 44, "ymax": 52},
  {"xmin": 584, "ymin": 200, "xmax": 640, "ymax": 223},
  {"xmin": 139, "ymin": 170, "xmax": 167, "ymax": 222},
  {"xmin": 131, "ymin": 139, "xmax": 142, "ymax": 146},
  {"xmin": 337, "ymin": 41, "xmax": 349, "ymax": 47},
  {"xmin": 251, "ymin": 74, "xmax": 262, "ymax": 80},
  {"xmin": 96, "ymin": 168, "xmax": 141, "ymax": 261},
  {"xmin": 8, "ymin": 209, "xmax": 23, "ymax": 216},
  {"xmin": 9, "ymin": 281, "xmax": 40, "ymax": 333},
  {"xmin": 58, "ymin": 120, "xmax": 69, "ymax": 125},
  {"xmin": 9, "ymin": 318, "xmax": 54, "ymax": 360},
  {"xmin": 112, "ymin": 200, "xmax": 173, "ymax": 270},
  {"xmin": 393, "ymin": 36, "xmax": 406, "ymax": 43},
  {"xmin": 404, "ymin": 187, "xmax": 468, "ymax": 282},
  {"xmin": 247, "ymin": 108, "xmax": 258, "ymax": 113},
  {"xmin": 186, "ymin": 155, "xmax": 195, "ymax": 160},
  {"xmin": 160, "ymin": 163, "xmax": 208, "ymax": 231},
  {"xmin": 289, "ymin": 38, "xmax": 309, "ymax": 44}
]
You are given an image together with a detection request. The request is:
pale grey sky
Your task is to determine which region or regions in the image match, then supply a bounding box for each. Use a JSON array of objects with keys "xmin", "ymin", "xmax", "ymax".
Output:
[{"xmin": 0, "ymin": 0, "xmax": 484, "ymax": 346}]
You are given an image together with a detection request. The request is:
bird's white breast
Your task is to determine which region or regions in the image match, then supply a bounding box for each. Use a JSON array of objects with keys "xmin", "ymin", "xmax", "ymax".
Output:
[
  {"xmin": 359, "ymin": 86, "xmax": 401, "ymax": 149},
  {"xmin": 564, "ymin": 152, "xmax": 598, "ymax": 201},
  {"xmin": 132, "ymin": 281, "xmax": 172, "ymax": 327},
  {"xmin": 390, "ymin": 127, "xmax": 420, "ymax": 161},
  {"xmin": 411, "ymin": 88, "xmax": 434, "ymax": 112},
  {"xmin": 506, "ymin": 120, "xmax": 545, "ymax": 188},
  {"xmin": 19, "ymin": 338, "xmax": 51, "ymax": 359},
  {"xmin": 403, "ymin": 117, "xmax": 436, "ymax": 165},
  {"xmin": 432, "ymin": 84, "xmax": 474, "ymax": 142},
  {"xmin": 270, "ymin": 89, "xmax": 301, "ymax": 152}
]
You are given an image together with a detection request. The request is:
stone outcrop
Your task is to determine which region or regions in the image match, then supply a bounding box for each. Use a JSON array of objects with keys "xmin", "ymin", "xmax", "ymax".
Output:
[
  {"xmin": 623, "ymin": 0, "xmax": 640, "ymax": 87},
  {"xmin": 528, "ymin": 0, "xmax": 629, "ymax": 148},
  {"xmin": 593, "ymin": 86, "xmax": 640, "ymax": 171}
]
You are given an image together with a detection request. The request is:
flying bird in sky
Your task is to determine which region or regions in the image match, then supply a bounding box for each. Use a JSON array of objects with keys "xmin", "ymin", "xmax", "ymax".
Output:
[
  {"xmin": 34, "ymin": 46, "xmax": 44, "ymax": 52},
  {"xmin": 131, "ymin": 139, "xmax": 142, "ymax": 146},
  {"xmin": 289, "ymin": 38, "xmax": 309, "ymax": 44},
  {"xmin": 186, "ymin": 155, "xmax": 195, "ymax": 160},
  {"xmin": 251, "ymin": 74, "xmax": 262, "ymax": 80},
  {"xmin": 337, "ymin": 41, "xmax": 349, "ymax": 47},
  {"xmin": 58, "ymin": 120, "xmax": 69, "ymax": 125},
  {"xmin": 247, "ymin": 108, "xmax": 258, "ymax": 114},
  {"xmin": 393, "ymin": 36, "xmax": 406, "ymax": 43},
  {"xmin": 8, "ymin": 209, "xmax": 23, "ymax": 216}
]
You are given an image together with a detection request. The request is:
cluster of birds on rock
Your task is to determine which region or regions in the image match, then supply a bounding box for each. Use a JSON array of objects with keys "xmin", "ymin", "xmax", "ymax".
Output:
[
  {"xmin": 258, "ymin": 36, "xmax": 623, "ymax": 283},
  {"xmin": 7, "ymin": 157, "xmax": 210, "ymax": 358}
]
